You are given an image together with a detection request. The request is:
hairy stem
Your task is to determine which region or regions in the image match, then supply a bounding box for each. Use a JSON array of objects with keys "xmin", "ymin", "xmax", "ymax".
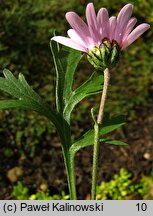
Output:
[
  {"xmin": 97, "ymin": 68, "xmax": 110, "ymax": 124},
  {"xmin": 92, "ymin": 68, "xmax": 110, "ymax": 200},
  {"xmin": 91, "ymin": 122, "xmax": 99, "ymax": 200}
]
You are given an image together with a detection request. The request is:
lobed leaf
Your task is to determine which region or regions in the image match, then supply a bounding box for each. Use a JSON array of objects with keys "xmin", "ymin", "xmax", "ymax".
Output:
[{"xmin": 0, "ymin": 69, "xmax": 71, "ymax": 148}]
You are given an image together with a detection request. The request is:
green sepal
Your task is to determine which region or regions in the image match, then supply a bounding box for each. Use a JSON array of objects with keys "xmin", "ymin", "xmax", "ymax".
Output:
[
  {"xmin": 87, "ymin": 39, "xmax": 120, "ymax": 70},
  {"xmin": 110, "ymin": 41, "xmax": 120, "ymax": 66}
]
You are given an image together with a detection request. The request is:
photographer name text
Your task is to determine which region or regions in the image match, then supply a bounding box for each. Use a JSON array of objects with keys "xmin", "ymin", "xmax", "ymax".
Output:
[{"xmin": 3, "ymin": 202, "xmax": 104, "ymax": 213}]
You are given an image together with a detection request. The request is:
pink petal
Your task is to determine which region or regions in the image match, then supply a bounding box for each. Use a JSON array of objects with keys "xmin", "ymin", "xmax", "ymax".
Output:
[
  {"xmin": 97, "ymin": 8, "xmax": 109, "ymax": 39},
  {"xmin": 109, "ymin": 16, "xmax": 117, "ymax": 41},
  {"xmin": 121, "ymin": 18, "xmax": 137, "ymax": 47},
  {"xmin": 67, "ymin": 29, "xmax": 88, "ymax": 48},
  {"xmin": 86, "ymin": 3, "xmax": 101, "ymax": 45},
  {"xmin": 51, "ymin": 36, "xmax": 88, "ymax": 52},
  {"xmin": 122, "ymin": 17, "xmax": 137, "ymax": 39},
  {"xmin": 115, "ymin": 4, "xmax": 133, "ymax": 43},
  {"xmin": 122, "ymin": 23, "xmax": 150, "ymax": 49},
  {"xmin": 66, "ymin": 12, "xmax": 93, "ymax": 48}
]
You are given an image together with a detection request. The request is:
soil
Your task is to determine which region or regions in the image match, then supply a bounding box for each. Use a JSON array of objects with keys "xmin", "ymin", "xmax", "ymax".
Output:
[{"xmin": 0, "ymin": 106, "xmax": 153, "ymax": 200}]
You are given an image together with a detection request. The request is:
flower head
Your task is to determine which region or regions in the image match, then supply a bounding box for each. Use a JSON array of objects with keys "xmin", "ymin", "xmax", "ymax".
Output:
[{"xmin": 52, "ymin": 3, "xmax": 150, "ymax": 69}]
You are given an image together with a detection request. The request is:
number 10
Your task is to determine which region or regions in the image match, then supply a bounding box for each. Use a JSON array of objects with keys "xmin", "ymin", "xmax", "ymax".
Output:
[{"xmin": 136, "ymin": 203, "xmax": 147, "ymax": 211}]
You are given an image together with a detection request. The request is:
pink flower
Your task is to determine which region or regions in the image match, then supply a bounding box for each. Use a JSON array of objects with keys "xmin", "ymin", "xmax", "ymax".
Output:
[{"xmin": 51, "ymin": 3, "xmax": 150, "ymax": 53}]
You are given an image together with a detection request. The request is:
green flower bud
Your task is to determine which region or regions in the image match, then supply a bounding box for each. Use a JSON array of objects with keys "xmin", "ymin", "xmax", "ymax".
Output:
[{"xmin": 87, "ymin": 39, "xmax": 120, "ymax": 70}]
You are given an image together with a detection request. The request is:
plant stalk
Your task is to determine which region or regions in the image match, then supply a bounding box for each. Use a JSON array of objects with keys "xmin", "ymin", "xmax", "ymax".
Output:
[
  {"xmin": 63, "ymin": 148, "xmax": 77, "ymax": 200},
  {"xmin": 91, "ymin": 68, "xmax": 110, "ymax": 200},
  {"xmin": 69, "ymin": 153, "xmax": 77, "ymax": 199}
]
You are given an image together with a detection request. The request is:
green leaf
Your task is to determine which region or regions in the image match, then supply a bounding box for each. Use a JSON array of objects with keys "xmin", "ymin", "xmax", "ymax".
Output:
[
  {"xmin": 0, "ymin": 69, "xmax": 70, "ymax": 147},
  {"xmin": 0, "ymin": 69, "xmax": 42, "ymax": 103},
  {"xmin": 70, "ymin": 130, "xmax": 108, "ymax": 153},
  {"xmin": 50, "ymin": 40, "xmax": 82, "ymax": 113},
  {"xmin": 104, "ymin": 140, "xmax": 128, "ymax": 146},
  {"xmin": 64, "ymin": 71, "xmax": 103, "ymax": 123},
  {"xmin": 70, "ymin": 114, "xmax": 126, "ymax": 154},
  {"xmin": 50, "ymin": 40, "xmax": 104, "ymax": 125},
  {"xmin": 100, "ymin": 115, "xmax": 125, "ymax": 135}
]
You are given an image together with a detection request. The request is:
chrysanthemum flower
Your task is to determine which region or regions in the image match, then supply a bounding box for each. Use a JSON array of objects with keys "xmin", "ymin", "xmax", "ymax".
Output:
[{"xmin": 52, "ymin": 3, "xmax": 150, "ymax": 69}]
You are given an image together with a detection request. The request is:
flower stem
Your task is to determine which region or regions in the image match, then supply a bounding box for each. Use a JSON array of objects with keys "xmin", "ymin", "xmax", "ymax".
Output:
[
  {"xmin": 97, "ymin": 68, "xmax": 110, "ymax": 124},
  {"xmin": 91, "ymin": 68, "xmax": 110, "ymax": 200},
  {"xmin": 91, "ymin": 122, "xmax": 99, "ymax": 200}
]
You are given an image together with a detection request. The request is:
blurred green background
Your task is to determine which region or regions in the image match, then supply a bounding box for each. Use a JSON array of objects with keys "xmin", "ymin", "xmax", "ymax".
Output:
[{"xmin": 0, "ymin": 0, "xmax": 153, "ymax": 199}]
